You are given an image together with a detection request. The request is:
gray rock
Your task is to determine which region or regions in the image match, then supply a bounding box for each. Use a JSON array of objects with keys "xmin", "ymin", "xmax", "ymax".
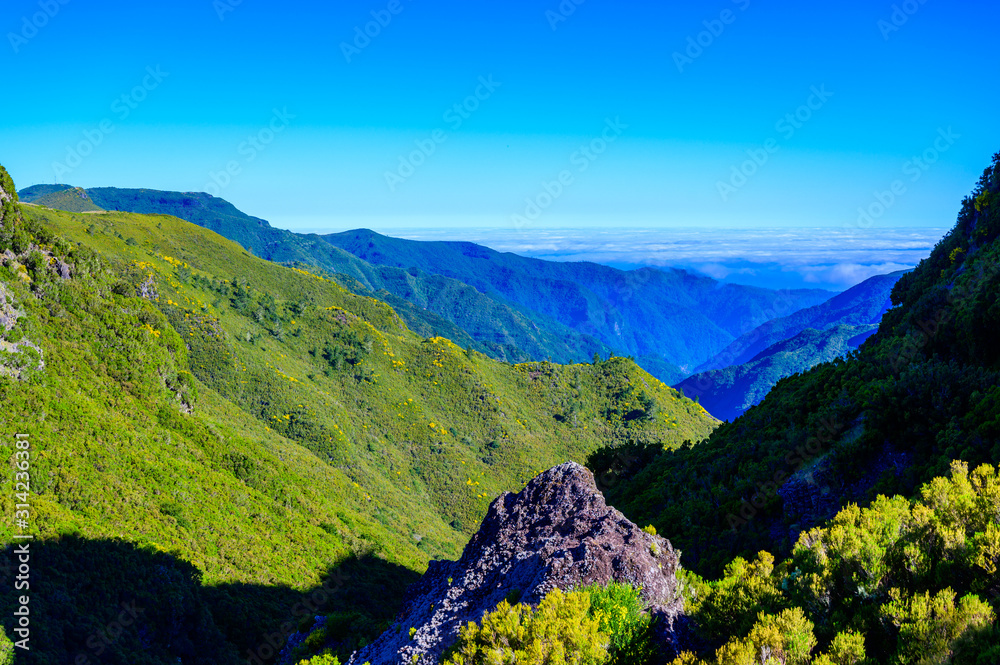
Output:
[{"xmin": 348, "ymin": 461, "xmax": 684, "ymax": 665}]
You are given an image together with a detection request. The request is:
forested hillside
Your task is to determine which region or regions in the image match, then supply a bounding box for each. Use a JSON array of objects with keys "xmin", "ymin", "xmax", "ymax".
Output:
[
  {"xmin": 323, "ymin": 229, "xmax": 833, "ymax": 378},
  {"xmin": 676, "ymin": 323, "xmax": 879, "ymax": 422},
  {"xmin": 0, "ymin": 166, "xmax": 717, "ymax": 664},
  {"xmin": 592, "ymin": 152, "xmax": 1000, "ymax": 578},
  {"xmin": 19, "ymin": 186, "xmax": 835, "ymax": 382},
  {"xmin": 694, "ymin": 270, "xmax": 904, "ymax": 373}
]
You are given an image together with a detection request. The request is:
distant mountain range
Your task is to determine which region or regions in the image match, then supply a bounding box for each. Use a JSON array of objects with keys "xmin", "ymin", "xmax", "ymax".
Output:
[
  {"xmin": 320, "ymin": 229, "xmax": 836, "ymax": 377},
  {"xmin": 20, "ymin": 184, "xmax": 613, "ymax": 368},
  {"xmin": 675, "ymin": 271, "xmax": 906, "ymax": 420},
  {"xmin": 694, "ymin": 270, "xmax": 905, "ymax": 373},
  {"xmin": 675, "ymin": 323, "xmax": 878, "ymax": 421},
  {"xmin": 5, "ymin": 166, "xmax": 719, "ymax": 664},
  {"xmin": 19, "ymin": 184, "xmax": 838, "ymax": 382}
]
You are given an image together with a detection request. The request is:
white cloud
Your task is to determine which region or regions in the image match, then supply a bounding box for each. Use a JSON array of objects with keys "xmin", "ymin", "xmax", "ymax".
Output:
[{"xmin": 379, "ymin": 226, "xmax": 947, "ymax": 291}]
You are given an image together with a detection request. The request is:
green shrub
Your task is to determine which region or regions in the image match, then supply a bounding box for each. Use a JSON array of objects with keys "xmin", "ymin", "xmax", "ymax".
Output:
[
  {"xmin": 693, "ymin": 552, "xmax": 786, "ymax": 639},
  {"xmin": 294, "ymin": 652, "xmax": 340, "ymax": 665},
  {"xmin": 442, "ymin": 589, "xmax": 609, "ymax": 665},
  {"xmin": 881, "ymin": 588, "xmax": 994, "ymax": 665},
  {"xmin": 713, "ymin": 608, "xmax": 816, "ymax": 665},
  {"xmin": 585, "ymin": 582, "xmax": 656, "ymax": 665},
  {"xmin": 811, "ymin": 630, "xmax": 866, "ymax": 665}
]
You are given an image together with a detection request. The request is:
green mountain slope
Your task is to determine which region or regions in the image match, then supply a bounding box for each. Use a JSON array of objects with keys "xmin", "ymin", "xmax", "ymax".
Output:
[
  {"xmin": 676, "ymin": 324, "xmax": 878, "ymax": 422},
  {"xmin": 16, "ymin": 183, "xmax": 74, "ymax": 202},
  {"xmin": 27, "ymin": 186, "xmax": 104, "ymax": 212},
  {"xmin": 1, "ymin": 166, "xmax": 718, "ymax": 664},
  {"xmin": 323, "ymin": 229, "xmax": 833, "ymax": 376},
  {"xmin": 18, "ymin": 186, "xmax": 834, "ymax": 381},
  {"xmin": 695, "ymin": 270, "xmax": 905, "ymax": 373},
  {"xmin": 592, "ymin": 151, "xmax": 1000, "ymax": 578},
  {"xmin": 19, "ymin": 186, "xmax": 615, "ymax": 368}
]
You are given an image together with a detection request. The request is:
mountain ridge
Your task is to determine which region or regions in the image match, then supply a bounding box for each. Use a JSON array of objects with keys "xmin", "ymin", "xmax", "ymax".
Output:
[
  {"xmin": 3, "ymin": 165, "xmax": 719, "ymax": 664},
  {"xmin": 18, "ymin": 184, "xmax": 835, "ymax": 381},
  {"xmin": 694, "ymin": 269, "xmax": 905, "ymax": 373},
  {"xmin": 675, "ymin": 323, "xmax": 879, "ymax": 422}
]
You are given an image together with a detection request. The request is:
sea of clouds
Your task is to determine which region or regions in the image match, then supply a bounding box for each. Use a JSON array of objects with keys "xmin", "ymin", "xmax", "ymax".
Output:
[{"xmin": 380, "ymin": 227, "xmax": 949, "ymax": 292}]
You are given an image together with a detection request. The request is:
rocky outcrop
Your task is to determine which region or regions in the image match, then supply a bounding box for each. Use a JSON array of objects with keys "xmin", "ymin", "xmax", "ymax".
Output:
[
  {"xmin": 0, "ymin": 283, "xmax": 23, "ymax": 332},
  {"xmin": 347, "ymin": 462, "xmax": 685, "ymax": 665}
]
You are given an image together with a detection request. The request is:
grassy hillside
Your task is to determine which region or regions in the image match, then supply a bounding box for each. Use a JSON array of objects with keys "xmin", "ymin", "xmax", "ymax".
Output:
[
  {"xmin": 30, "ymin": 187, "xmax": 615, "ymax": 368},
  {"xmin": 676, "ymin": 323, "xmax": 878, "ymax": 422},
  {"xmin": 591, "ymin": 152, "xmax": 1000, "ymax": 579},
  {"xmin": 16, "ymin": 183, "xmax": 74, "ymax": 202},
  {"xmin": 17, "ymin": 186, "xmax": 836, "ymax": 381},
  {"xmin": 28, "ymin": 186, "xmax": 104, "ymax": 212},
  {"xmin": 0, "ymin": 167, "xmax": 717, "ymax": 663}
]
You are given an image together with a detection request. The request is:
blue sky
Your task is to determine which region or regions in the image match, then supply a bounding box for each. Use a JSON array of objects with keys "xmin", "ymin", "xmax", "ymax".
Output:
[{"xmin": 2, "ymin": 0, "xmax": 998, "ymax": 234}]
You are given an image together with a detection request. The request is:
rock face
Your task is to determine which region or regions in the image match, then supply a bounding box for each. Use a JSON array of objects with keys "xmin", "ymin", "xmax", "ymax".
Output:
[{"xmin": 349, "ymin": 462, "xmax": 684, "ymax": 665}]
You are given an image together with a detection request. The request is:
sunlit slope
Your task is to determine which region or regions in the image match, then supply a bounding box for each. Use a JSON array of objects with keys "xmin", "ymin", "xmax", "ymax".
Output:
[{"xmin": 12, "ymin": 204, "xmax": 718, "ymax": 585}]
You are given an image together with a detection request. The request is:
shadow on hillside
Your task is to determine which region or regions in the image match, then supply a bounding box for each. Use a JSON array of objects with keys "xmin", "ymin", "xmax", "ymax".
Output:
[{"xmin": 0, "ymin": 536, "xmax": 420, "ymax": 665}]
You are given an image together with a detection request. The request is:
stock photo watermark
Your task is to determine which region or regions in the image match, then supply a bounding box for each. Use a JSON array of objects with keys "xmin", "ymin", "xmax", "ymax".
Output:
[
  {"xmin": 512, "ymin": 117, "xmax": 628, "ymax": 229},
  {"xmin": 546, "ymin": 0, "xmax": 587, "ymax": 31},
  {"xmin": 878, "ymin": 0, "xmax": 930, "ymax": 40},
  {"xmin": 51, "ymin": 66, "xmax": 170, "ymax": 180},
  {"xmin": 203, "ymin": 108, "xmax": 295, "ymax": 196},
  {"xmin": 717, "ymin": 85, "xmax": 834, "ymax": 202},
  {"xmin": 852, "ymin": 127, "xmax": 959, "ymax": 230},
  {"xmin": 727, "ymin": 415, "xmax": 845, "ymax": 530},
  {"xmin": 341, "ymin": 0, "xmax": 412, "ymax": 63},
  {"xmin": 384, "ymin": 75, "xmax": 501, "ymax": 192},
  {"xmin": 9, "ymin": 432, "xmax": 32, "ymax": 652},
  {"xmin": 673, "ymin": 0, "xmax": 751, "ymax": 73},
  {"xmin": 7, "ymin": 0, "xmax": 69, "ymax": 54},
  {"xmin": 214, "ymin": 0, "xmax": 243, "ymax": 21}
]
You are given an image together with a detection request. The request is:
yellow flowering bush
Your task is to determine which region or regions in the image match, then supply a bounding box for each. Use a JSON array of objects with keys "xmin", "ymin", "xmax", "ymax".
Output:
[{"xmin": 443, "ymin": 589, "xmax": 609, "ymax": 665}]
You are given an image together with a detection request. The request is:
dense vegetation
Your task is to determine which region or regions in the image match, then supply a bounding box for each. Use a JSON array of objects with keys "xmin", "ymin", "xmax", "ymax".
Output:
[
  {"xmin": 672, "ymin": 460, "xmax": 1000, "ymax": 663},
  {"xmin": 591, "ymin": 153, "xmax": 1000, "ymax": 576},
  {"xmin": 323, "ymin": 229, "xmax": 833, "ymax": 381},
  {"xmin": 18, "ymin": 185, "xmax": 837, "ymax": 381},
  {"xmin": 438, "ymin": 583, "xmax": 654, "ymax": 665},
  {"xmin": 676, "ymin": 323, "xmax": 878, "ymax": 422},
  {"xmin": 0, "ymin": 166, "xmax": 716, "ymax": 664}
]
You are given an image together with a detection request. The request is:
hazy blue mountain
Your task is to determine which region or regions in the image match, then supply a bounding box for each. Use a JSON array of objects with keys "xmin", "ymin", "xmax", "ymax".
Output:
[
  {"xmin": 694, "ymin": 270, "xmax": 906, "ymax": 373},
  {"xmin": 24, "ymin": 186, "xmax": 103, "ymax": 212},
  {"xmin": 18, "ymin": 183, "xmax": 75, "ymax": 201},
  {"xmin": 675, "ymin": 323, "xmax": 879, "ymax": 421},
  {"xmin": 323, "ymin": 229, "xmax": 833, "ymax": 373},
  {"xmin": 20, "ymin": 185, "xmax": 834, "ymax": 380},
  {"xmin": 19, "ymin": 186, "xmax": 614, "ymax": 364}
]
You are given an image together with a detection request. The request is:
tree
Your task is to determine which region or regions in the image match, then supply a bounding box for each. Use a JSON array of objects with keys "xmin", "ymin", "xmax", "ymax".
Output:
[
  {"xmin": 713, "ymin": 608, "xmax": 816, "ymax": 665},
  {"xmin": 881, "ymin": 588, "xmax": 994, "ymax": 665}
]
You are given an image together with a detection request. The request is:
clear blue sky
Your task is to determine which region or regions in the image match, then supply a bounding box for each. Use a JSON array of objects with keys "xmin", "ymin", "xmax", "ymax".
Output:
[{"xmin": 2, "ymin": 0, "xmax": 998, "ymax": 232}]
